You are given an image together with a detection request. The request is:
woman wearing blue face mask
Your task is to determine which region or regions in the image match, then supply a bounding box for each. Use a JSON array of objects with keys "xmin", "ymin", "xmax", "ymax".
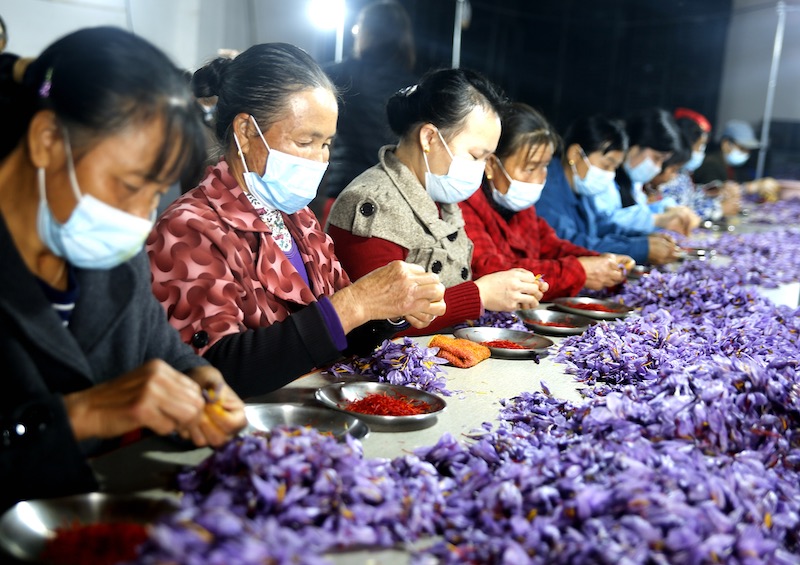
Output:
[
  {"xmin": 537, "ymin": 115, "xmax": 681, "ymax": 266},
  {"xmin": 655, "ymin": 108, "xmax": 741, "ymax": 220},
  {"xmin": 0, "ymin": 27, "xmax": 246, "ymax": 510},
  {"xmin": 328, "ymin": 69, "xmax": 548, "ymax": 331},
  {"xmin": 460, "ymin": 103, "xmax": 630, "ymax": 299},
  {"xmin": 591, "ymin": 108, "xmax": 699, "ymax": 237},
  {"xmin": 148, "ymin": 43, "xmax": 445, "ymax": 398}
]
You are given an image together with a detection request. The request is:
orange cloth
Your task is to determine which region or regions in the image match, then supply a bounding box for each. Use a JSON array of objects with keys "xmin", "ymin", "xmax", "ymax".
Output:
[{"xmin": 429, "ymin": 335, "xmax": 490, "ymax": 368}]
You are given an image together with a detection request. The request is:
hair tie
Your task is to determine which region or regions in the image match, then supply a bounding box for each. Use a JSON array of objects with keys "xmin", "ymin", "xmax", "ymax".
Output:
[
  {"xmin": 38, "ymin": 67, "xmax": 53, "ymax": 98},
  {"xmin": 12, "ymin": 57, "xmax": 33, "ymax": 84}
]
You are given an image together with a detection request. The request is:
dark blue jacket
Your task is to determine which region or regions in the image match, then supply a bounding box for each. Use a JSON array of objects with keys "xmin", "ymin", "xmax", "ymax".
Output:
[
  {"xmin": 0, "ymin": 216, "xmax": 206, "ymax": 510},
  {"xmin": 538, "ymin": 163, "xmax": 650, "ymax": 263}
]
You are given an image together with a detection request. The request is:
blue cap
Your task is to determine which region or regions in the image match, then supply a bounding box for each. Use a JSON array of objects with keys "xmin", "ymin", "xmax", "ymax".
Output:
[{"xmin": 721, "ymin": 119, "xmax": 760, "ymax": 150}]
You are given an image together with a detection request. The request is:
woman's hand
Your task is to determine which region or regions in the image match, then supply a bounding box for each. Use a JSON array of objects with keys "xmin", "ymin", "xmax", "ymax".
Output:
[
  {"xmin": 331, "ymin": 260, "xmax": 446, "ymax": 333},
  {"xmin": 578, "ymin": 255, "xmax": 627, "ymax": 290},
  {"xmin": 474, "ymin": 268, "xmax": 545, "ymax": 312},
  {"xmin": 64, "ymin": 359, "xmax": 206, "ymax": 442},
  {"xmin": 647, "ymin": 234, "xmax": 682, "ymax": 264},
  {"xmin": 182, "ymin": 366, "xmax": 247, "ymax": 447},
  {"xmin": 655, "ymin": 206, "xmax": 700, "ymax": 236}
]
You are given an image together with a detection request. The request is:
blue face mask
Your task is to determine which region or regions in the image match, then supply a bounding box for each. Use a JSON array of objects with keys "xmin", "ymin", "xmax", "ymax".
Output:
[
  {"xmin": 571, "ymin": 148, "xmax": 616, "ymax": 197},
  {"xmin": 725, "ymin": 146, "xmax": 750, "ymax": 167},
  {"xmin": 624, "ymin": 154, "xmax": 661, "ymax": 184},
  {"xmin": 233, "ymin": 116, "xmax": 328, "ymax": 214},
  {"xmin": 37, "ymin": 132, "xmax": 154, "ymax": 270},
  {"xmin": 684, "ymin": 149, "xmax": 706, "ymax": 172},
  {"xmin": 422, "ymin": 129, "xmax": 485, "ymax": 204},
  {"xmin": 491, "ymin": 158, "xmax": 544, "ymax": 212}
]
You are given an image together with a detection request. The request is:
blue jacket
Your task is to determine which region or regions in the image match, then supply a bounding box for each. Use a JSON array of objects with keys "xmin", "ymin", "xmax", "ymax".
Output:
[
  {"xmin": 587, "ymin": 179, "xmax": 655, "ymax": 233},
  {"xmin": 538, "ymin": 164, "xmax": 650, "ymax": 263}
]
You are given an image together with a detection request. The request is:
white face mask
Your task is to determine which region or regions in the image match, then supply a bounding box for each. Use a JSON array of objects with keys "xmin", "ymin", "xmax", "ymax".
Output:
[
  {"xmin": 571, "ymin": 148, "xmax": 616, "ymax": 197},
  {"xmin": 491, "ymin": 158, "xmax": 544, "ymax": 212},
  {"xmin": 725, "ymin": 146, "xmax": 750, "ymax": 167},
  {"xmin": 37, "ymin": 131, "xmax": 154, "ymax": 270},
  {"xmin": 624, "ymin": 153, "xmax": 661, "ymax": 184},
  {"xmin": 423, "ymin": 129, "xmax": 485, "ymax": 204},
  {"xmin": 233, "ymin": 116, "xmax": 328, "ymax": 214}
]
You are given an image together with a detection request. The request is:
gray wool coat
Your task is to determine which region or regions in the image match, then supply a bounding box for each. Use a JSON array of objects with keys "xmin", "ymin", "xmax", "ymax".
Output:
[
  {"xmin": 328, "ymin": 145, "xmax": 474, "ymax": 288},
  {"xmin": 0, "ymin": 216, "xmax": 206, "ymax": 510}
]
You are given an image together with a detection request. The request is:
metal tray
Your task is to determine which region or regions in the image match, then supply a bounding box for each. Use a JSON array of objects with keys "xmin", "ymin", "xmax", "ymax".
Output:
[
  {"xmin": 0, "ymin": 492, "xmax": 176, "ymax": 562},
  {"xmin": 245, "ymin": 403, "xmax": 369, "ymax": 441},
  {"xmin": 516, "ymin": 308, "xmax": 595, "ymax": 336},
  {"xmin": 315, "ymin": 382, "xmax": 445, "ymax": 432},
  {"xmin": 551, "ymin": 296, "xmax": 634, "ymax": 321},
  {"xmin": 453, "ymin": 327, "xmax": 554, "ymax": 359}
]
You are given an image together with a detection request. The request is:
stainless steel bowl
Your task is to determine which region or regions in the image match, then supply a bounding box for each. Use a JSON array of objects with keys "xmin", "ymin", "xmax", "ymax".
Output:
[
  {"xmin": 0, "ymin": 492, "xmax": 175, "ymax": 562},
  {"xmin": 678, "ymin": 247, "xmax": 717, "ymax": 261},
  {"xmin": 245, "ymin": 403, "xmax": 369, "ymax": 440},
  {"xmin": 551, "ymin": 296, "xmax": 634, "ymax": 321},
  {"xmin": 626, "ymin": 264, "xmax": 653, "ymax": 280},
  {"xmin": 315, "ymin": 382, "xmax": 445, "ymax": 432},
  {"xmin": 452, "ymin": 327, "xmax": 554, "ymax": 359},
  {"xmin": 516, "ymin": 308, "xmax": 594, "ymax": 336}
]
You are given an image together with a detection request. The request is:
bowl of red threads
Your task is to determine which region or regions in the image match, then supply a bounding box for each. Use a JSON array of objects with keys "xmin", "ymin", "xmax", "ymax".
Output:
[
  {"xmin": 516, "ymin": 308, "xmax": 595, "ymax": 336},
  {"xmin": 551, "ymin": 296, "xmax": 634, "ymax": 321},
  {"xmin": 0, "ymin": 492, "xmax": 176, "ymax": 564},
  {"xmin": 315, "ymin": 382, "xmax": 446, "ymax": 431},
  {"xmin": 453, "ymin": 327, "xmax": 554, "ymax": 360}
]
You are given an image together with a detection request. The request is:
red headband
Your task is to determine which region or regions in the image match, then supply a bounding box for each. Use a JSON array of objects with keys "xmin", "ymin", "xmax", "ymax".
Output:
[{"xmin": 674, "ymin": 108, "xmax": 711, "ymax": 133}]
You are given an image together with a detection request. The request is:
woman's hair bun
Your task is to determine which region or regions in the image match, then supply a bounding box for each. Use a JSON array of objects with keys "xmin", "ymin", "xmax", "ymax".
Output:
[
  {"xmin": 191, "ymin": 56, "xmax": 233, "ymax": 99},
  {"xmin": 386, "ymin": 82, "xmax": 420, "ymax": 136}
]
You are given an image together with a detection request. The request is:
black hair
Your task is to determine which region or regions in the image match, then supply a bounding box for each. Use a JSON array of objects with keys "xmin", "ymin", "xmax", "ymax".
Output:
[
  {"xmin": 561, "ymin": 115, "xmax": 629, "ymax": 165},
  {"xmin": 193, "ymin": 43, "xmax": 335, "ymax": 149},
  {"xmin": 662, "ymin": 131, "xmax": 692, "ymax": 169},
  {"xmin": 626, "ymin": 108, "xmax": 682, "ymax": 153},
  {"xmin": 495, "ymin": 102, "xmax": 561, "ymax": 162},
  {"xmin": 386, "ymin": 68, "xmax": 505, "ymax": 140},
  {"xmin": 0, "ymin": 26, "xmax": 206, "ymax": 184},
  {"xmin": 675, "ymin": 117, "xmax": 706, "ymax": 147},
  {"xmin": 356, "ymin": 0, "xmax": 415, "ymax": 71}
]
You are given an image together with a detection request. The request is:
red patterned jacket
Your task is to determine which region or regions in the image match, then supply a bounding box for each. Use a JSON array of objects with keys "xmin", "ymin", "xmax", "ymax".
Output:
[
  {"xmin": 147, "ymin": 160, "xmax": 350, "ymax": 354},
  {"xmin": 460, "ymin": 183, "xmax": 598, "ymax": 300}
]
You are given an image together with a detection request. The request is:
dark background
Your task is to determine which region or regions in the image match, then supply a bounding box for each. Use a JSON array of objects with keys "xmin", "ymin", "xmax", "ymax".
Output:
[{"xmin": 323, "ymin": 0, "xmax": 733, "ymax": 132}]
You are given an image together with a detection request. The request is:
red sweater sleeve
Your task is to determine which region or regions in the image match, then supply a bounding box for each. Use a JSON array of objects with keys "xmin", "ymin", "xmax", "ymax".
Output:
[
  {"xmin": 460, "ymin": 194, "xmax": 597, "ymax": 300},
  {"xmin": 328, "ymin": 224, "xmax": 483, "ymax": 333}
]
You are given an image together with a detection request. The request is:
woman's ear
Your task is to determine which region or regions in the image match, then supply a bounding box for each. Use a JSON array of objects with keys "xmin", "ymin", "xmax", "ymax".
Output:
[
  {"xmin": 484, "ymin": 155, "xmax": 496, "ymax": 179},
  {"xmin": 26, "ymin": 110, "xmax": 60, "ymax": 169},
  {"xmin": 232, "ymin": 113, "xmax": 253, "ymax": 155},
  {"xmin": 566, "ymin": 143, "xmax": 582, "ymax": 165},
  {"xmin": 418, "ymin": 123, "xmax": 437, "ymax": 153}
]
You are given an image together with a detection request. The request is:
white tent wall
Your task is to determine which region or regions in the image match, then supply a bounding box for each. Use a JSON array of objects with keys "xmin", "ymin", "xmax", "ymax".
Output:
[
  {"xmin": 717, "ymin": 0, "xmax": 800, "ymax": 128},
  {"xmin": 0, "ymin": 0, "xmax": 322, "ymax": 72}
]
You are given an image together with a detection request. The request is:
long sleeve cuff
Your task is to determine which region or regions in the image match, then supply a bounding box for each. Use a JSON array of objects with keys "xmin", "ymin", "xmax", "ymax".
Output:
[{"xmin": 317, "ymin": 296, "xmax": 347, "ymax": 351}]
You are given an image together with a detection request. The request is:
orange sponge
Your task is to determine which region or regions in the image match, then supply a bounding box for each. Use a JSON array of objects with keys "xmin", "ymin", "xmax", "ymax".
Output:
[{"xmin": 429, "ymin": 335, "xmax": 491, "ymax": 368}]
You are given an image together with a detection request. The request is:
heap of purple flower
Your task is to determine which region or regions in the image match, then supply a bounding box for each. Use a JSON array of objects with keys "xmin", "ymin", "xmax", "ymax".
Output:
[
  {"xmin": 453, "ymin": 310, "xmax": 528, "ymax": 332},
  {"xmin": 685, "ymin": 228, "xmax": 800, "ymax": 288},
  {"xmin": 328, "ymin": 336, "xmax": 451, "ymax": 396},
  {"xmin": 746, "ymin": 198, "xmax": 800, "ymax": 225},
  {"xmin": 136, "ymin": 428, "xmax": 446, "ymax": 564},
  {"xmin": 136, "ymin": 228, "xmax": 800, "ymax": 563}
]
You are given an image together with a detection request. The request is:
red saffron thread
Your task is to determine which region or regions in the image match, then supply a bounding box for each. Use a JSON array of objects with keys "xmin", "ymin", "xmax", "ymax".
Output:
[
  {"xmin": 564, "ymin": 301, "xmax": 618, "ymax": 313},
  {"xmin": 345, "ymin": 393, "xmax": 431, "ymax": 416},
  {"xmin": 530, "ymin": 320, "xmax": 576, "ymax": 328},
  {"xmin": 481, "ymin": 339, "xmax": 528, "ymax": 350},
  {"xmin": 40, "ymin": 522, "xmax": 148, "ymax": 565}
]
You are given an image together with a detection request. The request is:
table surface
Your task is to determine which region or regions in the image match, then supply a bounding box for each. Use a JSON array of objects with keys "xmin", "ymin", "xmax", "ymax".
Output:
[{"xmin": 85, "ymin": 218, "xmax": 799, "ymax": 564}]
